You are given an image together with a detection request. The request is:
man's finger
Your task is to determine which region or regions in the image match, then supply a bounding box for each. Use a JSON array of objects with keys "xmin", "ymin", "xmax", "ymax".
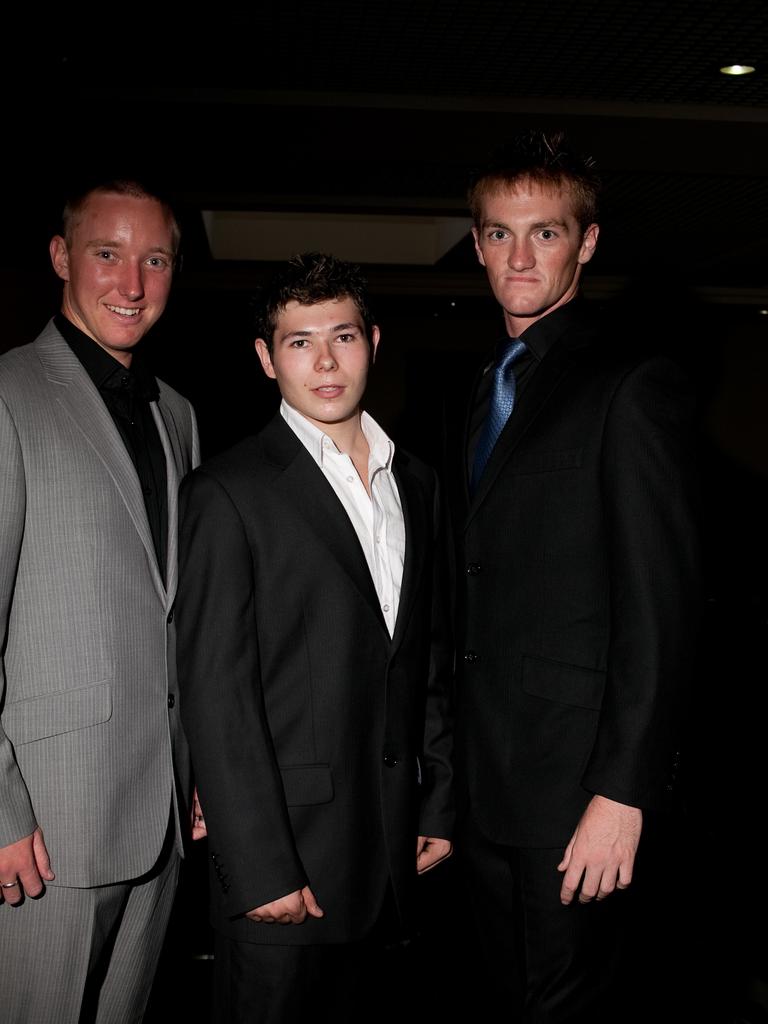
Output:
[
  {"xmin": 617, "ymin": 859, "xmax": 634, "ymax": 889},
  {"xmin": 302, "ymin": 886, "xmax": 324, "ymax": 919},
  {"xmin": 284, "ymin": 905, "xmax": 307, "ymax": 924},
  {"xmin": 577, "ymin": 865, "xmax": 604, "ymax": 903},
  {"xmin": 32, "ymin": 829, "xmax": 54, "ymax": 882},
  {"xmin": 1, "ymin": 878, "xmax": 23, "ymax": 905},
  {"xmin": 560, "ymin": 875, "xmax": 580, "ymax": 904},
  {"xmin": 559, "ymin": 860, "xmax": 586, "ymax": 904},
  {"xmin": 557, "ymin": 835, "xmax": 576, "ymax": 873},
  {"xmin": 596, "ymin": 868, "xmax": 619, "ymax": 900}
]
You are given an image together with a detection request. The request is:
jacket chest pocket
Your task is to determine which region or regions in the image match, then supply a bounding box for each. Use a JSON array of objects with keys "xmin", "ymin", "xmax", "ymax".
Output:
[{"xmin": 509, "ymin": 448, "xmax": 582, "ymax": 475}]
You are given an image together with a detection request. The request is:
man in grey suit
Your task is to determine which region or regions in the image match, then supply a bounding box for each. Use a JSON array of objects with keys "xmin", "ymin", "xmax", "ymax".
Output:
[{"xmin": 0, "ymin": 180, "xmax": 199, "ymax": 1021}]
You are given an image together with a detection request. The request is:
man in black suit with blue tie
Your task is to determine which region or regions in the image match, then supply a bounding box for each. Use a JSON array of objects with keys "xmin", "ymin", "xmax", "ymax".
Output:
[{"xmin": 454, "ymin": 132, "xmax": 699, "ymax": 1020}]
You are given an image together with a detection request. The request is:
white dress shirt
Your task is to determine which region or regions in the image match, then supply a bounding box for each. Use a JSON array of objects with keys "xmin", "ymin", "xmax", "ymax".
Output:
[{"xmin": 281, "ymin": 400, "xmax": 405, "ymax": 636}]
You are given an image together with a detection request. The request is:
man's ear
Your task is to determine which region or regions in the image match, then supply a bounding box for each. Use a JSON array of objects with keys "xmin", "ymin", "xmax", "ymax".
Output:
[
  {"xmin": 370, "ymin": 325, "xmax": 381, "ymax": 363},
  {"xmin": 254, "ymin": 338, "xmax": 277, "ymax": 379},
  {"xmin": 49, "ymin": 236, "xmax": 70, "ymax": 281},
  {"xmin": 578, "ymin": 223, "xmax": 599, "ymax": 265},
  {"xmin": 471, "ymin": 226, "xmax": 487, "ymax": 267}
]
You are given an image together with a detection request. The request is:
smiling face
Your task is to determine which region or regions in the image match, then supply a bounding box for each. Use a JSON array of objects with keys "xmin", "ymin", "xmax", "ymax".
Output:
[
  {"xmin": 255, "ymin": 297, "xmax": 379, "ymax": 443},
  {"xmin": 49, "ymin": 191, "xmax": 176, "ymax": 367},
  {"xmin": 472, "ymin": 179, "xmax": 599, "ymax": 337}
]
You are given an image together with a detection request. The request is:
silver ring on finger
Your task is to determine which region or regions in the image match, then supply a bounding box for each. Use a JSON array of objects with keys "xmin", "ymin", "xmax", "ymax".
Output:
[{"xmin": 1, "ymin": 880, "xmax": 20, "ymax": 889}]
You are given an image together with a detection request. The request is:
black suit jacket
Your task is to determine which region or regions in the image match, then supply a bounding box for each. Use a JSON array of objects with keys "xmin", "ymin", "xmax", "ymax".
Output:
[
  {"xmin": 176, "ymin": 413, "xmax": 453, "ymax": 944},
  {"xmin": 455, "ymin": 303, "xmax": 699, "ymax": 848}
]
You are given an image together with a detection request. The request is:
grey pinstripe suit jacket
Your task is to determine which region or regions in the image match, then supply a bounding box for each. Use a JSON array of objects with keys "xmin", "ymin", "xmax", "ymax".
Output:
[{"xmin": 0, "ymin": 320, "xmax": 199, "ymax": 887}]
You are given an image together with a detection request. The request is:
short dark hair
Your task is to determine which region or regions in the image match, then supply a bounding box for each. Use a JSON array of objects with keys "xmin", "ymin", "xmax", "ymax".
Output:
[
  {"xmin": 468, "ymin": 130, "xmax": 600, "ymax": 231},
  {"xmin": 61, "ymin": 179, "xmax": 180, "ymax": 256},
  {"xmin": 254, "ymin": 252, "xmax": 376, "ymax": 351}
]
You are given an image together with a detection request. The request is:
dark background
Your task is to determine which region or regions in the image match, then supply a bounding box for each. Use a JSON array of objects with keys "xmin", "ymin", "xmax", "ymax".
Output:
[{"xmin": 2, "ymin": 2, "xmax": 766, "ymax": 1019}]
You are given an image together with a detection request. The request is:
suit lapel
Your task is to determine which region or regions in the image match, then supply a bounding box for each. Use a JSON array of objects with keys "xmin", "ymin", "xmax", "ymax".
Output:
[
  {"xmin": 460, "ymin": 357, "xmax": 490, "ymax": 509},
  {"xmin": 264, "ymin": 417, "xmax": 388, "ymax": 631},
  {"xmin": 390, "ymin": 454, "xmax": 426, "ymax": 653},
  {"xmin": 151, "ymin": 400, "xmax": 183, "ymax": 607},
  {"xmin": 35, "ymin": 325, "xmax": 167, "ymax": 603}
]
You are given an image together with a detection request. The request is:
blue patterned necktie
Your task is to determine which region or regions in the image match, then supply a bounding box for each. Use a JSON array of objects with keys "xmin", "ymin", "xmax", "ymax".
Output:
[{"xmin": 471, "ymin": 338, "xmax": 527, "ymax": 492}]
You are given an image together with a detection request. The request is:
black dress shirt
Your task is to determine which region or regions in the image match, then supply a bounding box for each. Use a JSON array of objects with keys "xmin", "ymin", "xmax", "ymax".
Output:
[{"xmin": 55, "ymin": 314, "xmax": 168, "ymax": 582}]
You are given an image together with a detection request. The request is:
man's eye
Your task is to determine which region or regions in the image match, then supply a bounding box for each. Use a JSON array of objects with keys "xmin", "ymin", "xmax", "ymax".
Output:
[
  {"xmin": 489, "ymin": 230, "xmax": 507, "ymax": 241},
  {"xmin": 96, "ymin": 250, "xmax": 115, "ymax": 260},
  {"xmin": 337, "ymin": 334, "xmax": 354, "ymax": 343},
  {"xmin": 147, "ymin": 256, "xmax": 169, "ymax": 268},
  {"xmin": 290, "ymin": 338, "xmax": 307, "ymax": 348},
  {"xmin": 539, "ymin": 230, "xmax": 557, "ymax": 241}
]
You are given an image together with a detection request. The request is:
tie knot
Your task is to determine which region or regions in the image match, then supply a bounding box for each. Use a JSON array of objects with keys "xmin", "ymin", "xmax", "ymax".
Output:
[{"xmin": 497, "ymin": 338, "xmax": 526, "ymax": 379}]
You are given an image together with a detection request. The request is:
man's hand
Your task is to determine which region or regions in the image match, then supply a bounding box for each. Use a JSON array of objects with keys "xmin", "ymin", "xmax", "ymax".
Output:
[
  {"xmin": 557, "ymin": 795, "xmax": 642, "ymax": 905},
  {"xmin": 245, "ymin": 885, "xmax": 324, "ymax": 924},
  {"xmin": 190, "ymin": 789, "xmax": 207, "ymax": 841},
  {"xmin": 416, "ymin": 835, "xmax": 453, "ymax": 875},
  {"xmin": 0, "ymin": 828, "xmax": 54, "ymax": 905}
]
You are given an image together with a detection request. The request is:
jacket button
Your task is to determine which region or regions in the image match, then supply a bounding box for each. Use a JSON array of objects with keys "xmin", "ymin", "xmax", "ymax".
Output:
[
  {"xmin": 383, "ymin": 752, "xmax": 399, "ymax": 768},
  {"xmin": 167, "ymin": 694, "xmax": 176, "ymax": 709},
  {"xmin": 464, "ymin": 650, "xmax": 479, "ymax": 663},
  {"xmin": 466, "ymin": 563, "xmax": 481, "ymax": 576}
]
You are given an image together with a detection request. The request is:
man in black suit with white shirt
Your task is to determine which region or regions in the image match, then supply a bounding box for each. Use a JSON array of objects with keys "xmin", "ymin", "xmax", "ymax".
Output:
[{"xmin": 176, "ymin": 253, "xmax": 453, "ymax": 1022}]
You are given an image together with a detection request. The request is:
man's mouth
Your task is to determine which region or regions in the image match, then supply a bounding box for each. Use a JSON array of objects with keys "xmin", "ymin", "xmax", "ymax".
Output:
[
  {"xmin": 313, "ymin": 385, "xmax": 344, "ymax": 396},
  {"xmin": 105, "ymin": 305, "xmax": 141, "ymax": 317}
]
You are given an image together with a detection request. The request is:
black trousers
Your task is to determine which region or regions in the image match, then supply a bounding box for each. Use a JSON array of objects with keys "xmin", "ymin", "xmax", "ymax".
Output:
[
  {"xmin": 458, "ymin": 814, "xmax": 628, "ymax": 1023},
  {"xmin": 213, "ymin": 886, "xmax": 409, "ymax": 1024}
]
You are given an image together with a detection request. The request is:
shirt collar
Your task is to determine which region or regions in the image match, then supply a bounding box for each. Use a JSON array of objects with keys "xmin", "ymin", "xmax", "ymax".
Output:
[
  {"xmin": 513, "ymin": 297, "xmax": 585, "ymax": 362},
  {"xmin": 280, "ymin": 400, "xmax": 395, "ymax": 471},
  {"xmin": 55, "ymin": 313, "xmax": 159, "ymax": 401},
  {"xmin": 360, "ymin": 410, "xmax": 395, "ymax": 473}
]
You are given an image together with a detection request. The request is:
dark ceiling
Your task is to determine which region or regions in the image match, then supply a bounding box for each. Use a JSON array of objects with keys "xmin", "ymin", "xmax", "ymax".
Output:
[{"xmin": 4, "ymin": 0, "xmax": 767, "ymax": 304}]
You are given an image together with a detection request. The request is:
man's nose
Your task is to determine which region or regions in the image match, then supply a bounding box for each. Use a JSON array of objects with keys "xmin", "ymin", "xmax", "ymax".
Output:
[
  {"xmin": 315, "ymin": 342, "xmax": 337, "ymax": 370},
  {"xmin": 507, "ymin": 239, "xmax": 535, "ymax": 270},
  {"xmin": 118, "ymin": 262, "xmax": 145, "ymax": 300}
]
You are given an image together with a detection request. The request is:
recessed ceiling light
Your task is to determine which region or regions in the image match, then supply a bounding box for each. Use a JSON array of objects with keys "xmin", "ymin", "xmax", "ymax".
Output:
[{"xmin": 720, "ymin": 64, "xmax": 756, "ymax": 75}]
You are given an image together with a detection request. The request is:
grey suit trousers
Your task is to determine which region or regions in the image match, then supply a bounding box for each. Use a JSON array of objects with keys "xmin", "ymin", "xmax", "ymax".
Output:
[{"xmin": 0, "ymin": 840, "xmax": 179, "ymax": 1023}]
